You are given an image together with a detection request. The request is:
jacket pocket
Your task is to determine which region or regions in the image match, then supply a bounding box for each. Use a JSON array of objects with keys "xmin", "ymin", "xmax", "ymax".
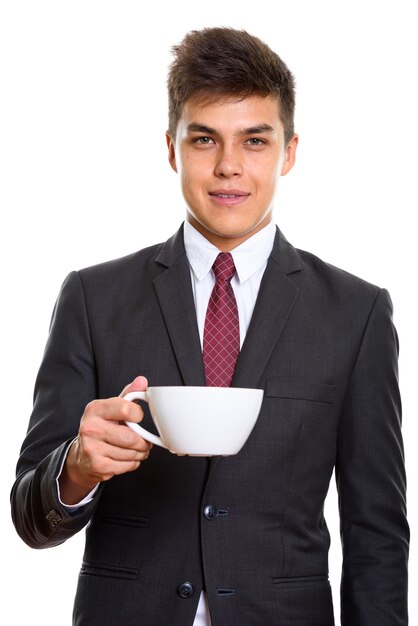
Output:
[
  {"xmin": 265, "ymin": 379, "xmax": 338, "ymax": 405},
  {"xmin": 99, "ymin": 513, "xmax": 149, "ymax": 528},
  {"xmin": 272, "ymin": 574, "xmax": 330, "ymax": 589},
  {"xmin": 80, "ymin": 561, "xmax": 138, "ymax": 580}
]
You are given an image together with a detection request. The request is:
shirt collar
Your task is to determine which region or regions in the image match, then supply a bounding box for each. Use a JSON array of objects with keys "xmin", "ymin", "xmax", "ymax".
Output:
[{"xmin": 183, "ymin": 219, "xmax": 276, "ymax": 284}]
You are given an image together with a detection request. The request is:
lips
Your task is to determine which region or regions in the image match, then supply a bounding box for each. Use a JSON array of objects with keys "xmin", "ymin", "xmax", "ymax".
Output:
[
  {"xmin": 208, "ymin": 190, "xmax": 250, "ymax": 207},
  {"xmin": 209, "ymin": 189, "xmax": 250, "ymax": 198}
]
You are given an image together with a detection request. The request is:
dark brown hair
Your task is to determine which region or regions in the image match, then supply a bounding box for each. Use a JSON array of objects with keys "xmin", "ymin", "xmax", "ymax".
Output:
[{"xmin": 167, "ymin": 27, "xmax": 296, "ymax": 145}]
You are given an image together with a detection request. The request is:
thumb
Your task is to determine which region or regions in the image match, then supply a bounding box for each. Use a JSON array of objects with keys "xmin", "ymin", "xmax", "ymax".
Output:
[{"xmin": 119, "ymin": 375, "xmax": 149, "ymax": 398}]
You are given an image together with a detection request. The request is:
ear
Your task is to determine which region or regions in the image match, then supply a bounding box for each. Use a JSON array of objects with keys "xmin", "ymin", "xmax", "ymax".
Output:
[
  {"xmin": 281, "ymin": 134, "xmax": 299, "ymax": 176},
  {"xmin": 166, "ymin": 132, "xmax": 178, "ymax": 173}
]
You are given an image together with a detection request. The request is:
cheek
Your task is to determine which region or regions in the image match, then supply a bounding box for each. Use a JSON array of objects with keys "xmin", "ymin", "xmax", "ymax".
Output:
[
  {"xmin": 180, "ymin": 176, "xmax": 203, "ymax": 208},
  {"xmin": 261, "ymin": 161, "xmax": 281, "ymax": 191},
  {"xmin": 250, "ymin": 166, "xmax": 278, "ymax": 197},
  {"xmin": 181, "ymin": 161, "xmax": 206, "ymax": 195}
]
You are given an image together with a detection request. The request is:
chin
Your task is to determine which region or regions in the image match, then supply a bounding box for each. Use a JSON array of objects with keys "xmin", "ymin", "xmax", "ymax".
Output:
[{"xmin": 207, "ymin": 225, "xmax": 252, "ymax": 239}]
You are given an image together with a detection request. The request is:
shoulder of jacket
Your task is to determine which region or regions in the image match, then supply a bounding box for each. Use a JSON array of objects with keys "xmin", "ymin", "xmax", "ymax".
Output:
[
  {"xmin": 76, "ymin": 242, "xmax": 164, "ymax": 280},
  {"xmin": 296, "ymin": 247, "xmax": 382, "ymax": 297}
]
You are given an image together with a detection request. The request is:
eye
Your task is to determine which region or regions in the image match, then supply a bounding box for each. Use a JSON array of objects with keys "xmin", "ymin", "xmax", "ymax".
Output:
[
  {"xmin": 194, "ymin": 136, "xmax": 215, "ymax": 145},
  {"xmin": 245, "ymin": 137, "xmax": 265, "ymax": 146}
]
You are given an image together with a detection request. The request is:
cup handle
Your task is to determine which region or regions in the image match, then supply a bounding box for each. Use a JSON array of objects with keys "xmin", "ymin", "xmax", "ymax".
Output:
[{"xmin": 123, "ymin": 391, "xmax": 165, "ymax": 448}]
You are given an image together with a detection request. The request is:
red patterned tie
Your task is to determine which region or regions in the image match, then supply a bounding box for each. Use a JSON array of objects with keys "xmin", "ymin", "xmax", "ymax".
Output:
[{"xmin": 203, "ymin": 252, "xmax": 240, "ymax": 387}]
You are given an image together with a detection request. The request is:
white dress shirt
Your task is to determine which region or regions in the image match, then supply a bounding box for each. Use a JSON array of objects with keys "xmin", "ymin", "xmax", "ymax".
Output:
[
  {"xmin": 184, "ymin": 219, "xmax": 275, "ymax": 626},
  {"xmin": 58, "ymin": 219, "xmax": 276, "ymax": 625}
]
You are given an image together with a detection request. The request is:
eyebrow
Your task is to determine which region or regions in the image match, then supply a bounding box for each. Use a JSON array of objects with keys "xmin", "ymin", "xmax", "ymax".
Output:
[{"xmin": 186, "ymin": 122, "xmax": 275, "ymax": 136}]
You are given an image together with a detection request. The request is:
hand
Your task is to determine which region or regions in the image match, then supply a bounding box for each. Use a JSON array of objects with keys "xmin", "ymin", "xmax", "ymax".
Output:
[{"xmin": 59, "ymin": 376, "xmax": 153, "ymax": 504}]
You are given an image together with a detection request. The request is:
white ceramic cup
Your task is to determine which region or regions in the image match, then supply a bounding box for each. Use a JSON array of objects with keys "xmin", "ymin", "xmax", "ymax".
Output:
[{"xmin": 124, "ymin": 386, "xmax": 264, "ymax": 456}]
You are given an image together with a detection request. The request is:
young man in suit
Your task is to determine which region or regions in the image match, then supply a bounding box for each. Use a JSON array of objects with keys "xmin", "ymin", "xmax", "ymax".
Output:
[{"xmin": 11, "ymin": 27, "xmax": 409, "ymax": 625}]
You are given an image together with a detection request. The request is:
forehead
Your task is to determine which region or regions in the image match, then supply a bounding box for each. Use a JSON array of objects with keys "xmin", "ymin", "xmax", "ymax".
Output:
[{"xmin": 178, "ymin": 94, "xmax": 283, "ymax": 134}]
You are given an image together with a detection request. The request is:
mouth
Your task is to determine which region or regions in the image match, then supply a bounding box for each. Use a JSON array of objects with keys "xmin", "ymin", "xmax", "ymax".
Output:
[{"xmin": 208, "ymin": 190, "xmax": 250, "ymax": 206}]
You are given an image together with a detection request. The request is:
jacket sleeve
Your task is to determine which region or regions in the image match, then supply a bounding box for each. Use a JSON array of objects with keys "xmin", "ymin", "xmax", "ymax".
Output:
[
  {"xmin": 336, "ymin": 288, "xmax": 409, "ymax": 625},
  {"xmin": 10, "ymin": 271, "xmax": 103, "ymax": 548}
]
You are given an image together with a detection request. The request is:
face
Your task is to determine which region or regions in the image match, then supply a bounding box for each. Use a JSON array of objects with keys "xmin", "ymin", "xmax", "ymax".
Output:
[{"xmin": 166, "ymin": 94, "xmax": 298, "ymax": 251}]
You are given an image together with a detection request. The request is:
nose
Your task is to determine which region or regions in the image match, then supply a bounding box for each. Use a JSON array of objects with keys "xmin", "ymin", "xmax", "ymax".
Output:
[{"xmin": 214, "ymin": 146, "xmax": 243, "ymax": 178}]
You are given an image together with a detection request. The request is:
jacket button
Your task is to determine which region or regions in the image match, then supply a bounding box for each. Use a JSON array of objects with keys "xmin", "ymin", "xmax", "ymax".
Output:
[
  {"xmin": 46, "ymin": 509, "xmax": 62, "ymax": 528},
  {"xmin": 177, "ymin": 582, "xmax": 194, "ymax": 598},
  {"xmin": 203, "ymin": 505, "xmax": 217, "ymax": 520}
]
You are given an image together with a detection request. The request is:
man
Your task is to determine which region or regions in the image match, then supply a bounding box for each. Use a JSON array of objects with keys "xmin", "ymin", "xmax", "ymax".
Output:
[{"xmin": 11, "ymin": 27, "xmax": 409, "ymax": 625}]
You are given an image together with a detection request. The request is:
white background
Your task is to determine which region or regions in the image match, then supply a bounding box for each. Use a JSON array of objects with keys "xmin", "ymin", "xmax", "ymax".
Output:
[{"xmin": 1, "ymin": 1, "xmax": 416, "ymax": 623}]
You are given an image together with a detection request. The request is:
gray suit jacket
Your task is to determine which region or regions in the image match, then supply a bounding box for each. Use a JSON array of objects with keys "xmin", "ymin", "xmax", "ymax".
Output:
[{"xmin": 11, "ymin": 224, "xmax": 409, "ymax": 625}]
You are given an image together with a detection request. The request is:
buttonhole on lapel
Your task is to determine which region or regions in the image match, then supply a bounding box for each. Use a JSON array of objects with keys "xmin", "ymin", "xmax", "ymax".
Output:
[{"xmin": 217, "ymin": 588, "xmax": 235, "ymax": 596}]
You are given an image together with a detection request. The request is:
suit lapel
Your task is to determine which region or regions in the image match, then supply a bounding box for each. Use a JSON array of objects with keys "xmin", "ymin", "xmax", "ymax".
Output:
[
  {"xmin": 232, "ymin": 226, "xmax": 302, "ymax": 388},
  {"xmin": 153, "ymin": 224, "xmax": 302, "ymax": 389},
  {"xmin": 153, "ymin": 225, "xmax": 206, "ymax": 386},
  {"xmin": 154, "ymin": 224, "xmax": 302, "ymax": 483},
  {"xmin": 205, "ymin": 227, "xmax": 302, "ymax": 481}
]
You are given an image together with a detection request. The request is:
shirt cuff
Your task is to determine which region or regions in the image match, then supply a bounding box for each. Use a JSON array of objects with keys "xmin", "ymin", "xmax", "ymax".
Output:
[{"xmin": 56, "ymin": 438, "xmax": 100, "ymax": 510}]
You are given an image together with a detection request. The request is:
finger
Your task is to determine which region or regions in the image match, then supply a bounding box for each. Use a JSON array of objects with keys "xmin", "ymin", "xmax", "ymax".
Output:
[
  {"xmin": 97, "ymin": 440, "xmax": 152, "ymax": 463},
  {"xmin": 119, "ymin": 376, "xmax": 148, "ymax": 398},
  {"xmin": 80, "ymin": 415, "xmax": 151, "ymax": 449},
  {"xmin": 81, "ymin": 455, "xmax": 144, "ymax": 482},
  {"xmin": 74, "ymin": 436, "xmax": 152, "ymax": 481},
  {"xmin": 103, "ymin": 422, "xmax": 153, "ymax": 451},
  {"xmin": 82, "ymin": 397, "xmax": 144, "ymax": 424}
]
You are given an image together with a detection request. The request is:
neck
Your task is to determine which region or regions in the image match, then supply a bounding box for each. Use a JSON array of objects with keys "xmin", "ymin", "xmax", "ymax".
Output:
[{"xmin": 186, "ymin": 214, "xmax": 273, "ymax": 251}]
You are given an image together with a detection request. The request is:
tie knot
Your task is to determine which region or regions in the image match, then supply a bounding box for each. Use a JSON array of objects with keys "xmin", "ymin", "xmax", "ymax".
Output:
[{"xmin": 212, "ymin": 252, "xmax": 236, "ymax": 283}]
